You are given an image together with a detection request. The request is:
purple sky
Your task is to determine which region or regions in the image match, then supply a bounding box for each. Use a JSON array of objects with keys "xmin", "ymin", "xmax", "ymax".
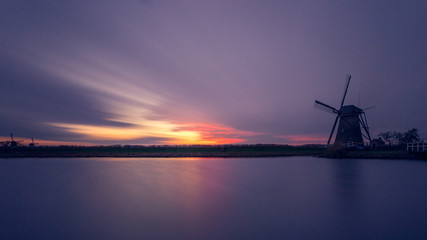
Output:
[{"xmin": 1, "ymin": 0, "xmax": 426, "ymax": 145}]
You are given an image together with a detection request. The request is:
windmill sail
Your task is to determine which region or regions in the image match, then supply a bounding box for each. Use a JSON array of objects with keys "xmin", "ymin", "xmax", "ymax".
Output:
[
  {"xmin": 340, "ymin": 74, "xmax": 351, "ymax": 108},
  {"xmin": 314, "ymin": 100, "xmax": 338, "ymax": 114},
  {"xmin": 314, "ymin": 74, "xmax": 372, "ymax": 147},
  {"xmin": 328, "ymin": 115, "xmax": 340, "ymax": 145}
]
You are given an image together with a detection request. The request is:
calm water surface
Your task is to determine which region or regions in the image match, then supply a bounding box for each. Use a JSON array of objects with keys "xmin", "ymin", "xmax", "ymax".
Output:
[{"xmin": 1, "ymin": 156, "xmax": 427, "ymax": 239}]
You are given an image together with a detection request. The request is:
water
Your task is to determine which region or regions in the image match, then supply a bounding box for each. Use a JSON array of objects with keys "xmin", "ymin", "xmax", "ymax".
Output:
[{"xmin": 1, "ymin": 157, "xmax": 426, "ymax": 240}]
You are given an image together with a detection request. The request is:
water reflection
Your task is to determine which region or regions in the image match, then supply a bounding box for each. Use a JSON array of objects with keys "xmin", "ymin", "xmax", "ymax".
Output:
[
  {"xmin": 65, "ymin": 158, "xmax": 235, "ymax": 239},
  {"xmin": 1, "ymin": 157, "xmax": 427, "ymax": 239}
]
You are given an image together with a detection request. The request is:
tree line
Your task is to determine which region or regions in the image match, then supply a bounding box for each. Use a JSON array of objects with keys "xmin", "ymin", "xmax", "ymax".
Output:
[{"xmin": 378, "ymin": 128, "xmax": 421, "ymax": 147}]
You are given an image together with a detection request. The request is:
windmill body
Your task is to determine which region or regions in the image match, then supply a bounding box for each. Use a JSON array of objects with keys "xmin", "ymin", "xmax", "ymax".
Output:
[
  {"xmin": 315, "ymin": 75, "xmax": 371, "ymax": 147},
  {"xmin": 334, "ymin": 105, "xmax": 364, "ymax": 145}
]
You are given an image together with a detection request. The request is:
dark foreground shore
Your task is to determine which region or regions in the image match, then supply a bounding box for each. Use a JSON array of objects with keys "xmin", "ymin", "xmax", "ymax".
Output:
[
  {"xmin": 320, "ymin": 148, "xmax": 427, "ymax": 160},
  {"xmin": 1, "ymin": 145, "xmax": 426, "ymax": 159}
]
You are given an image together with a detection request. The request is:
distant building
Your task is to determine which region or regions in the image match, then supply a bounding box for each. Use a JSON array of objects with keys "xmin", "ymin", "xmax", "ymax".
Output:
[{"xmin": 370, "ymin": 137, "xmax": 385, "ymax": 149}]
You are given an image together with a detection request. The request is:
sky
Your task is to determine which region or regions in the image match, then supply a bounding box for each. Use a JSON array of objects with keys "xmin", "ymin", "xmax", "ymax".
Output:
[{"xmin": 1, "ymin": 0, "xmax": 426, "ymax": 146}]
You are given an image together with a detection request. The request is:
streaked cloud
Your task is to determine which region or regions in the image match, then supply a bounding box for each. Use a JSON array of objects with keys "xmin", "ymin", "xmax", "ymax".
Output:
[
  {"xmin": 27, "ymin": 47, "xmax": 258, "ymax": 144},
  {"xmin": 50, "ymin": 121, "xmax": 255, "ymax": 145},
  {"xmin": 1, "ymin": 0, "xmax": 426, "ymax": 144}
]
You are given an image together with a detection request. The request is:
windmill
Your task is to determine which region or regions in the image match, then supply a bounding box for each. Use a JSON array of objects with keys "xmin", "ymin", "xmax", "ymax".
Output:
[
  {"xmin": 315, "ymin": 75, "xmax": 372, "ymax": 147},
  {"xmin": 1, "ymin": 133, "xmax": 23, "ymax": 148},
  {"xmin": 9, "ymin": 133, "xmax": 23, "ymax": 147},
  {"xmin": 29, "ymin": 137, "xmax": 39, "ymax": 147}
]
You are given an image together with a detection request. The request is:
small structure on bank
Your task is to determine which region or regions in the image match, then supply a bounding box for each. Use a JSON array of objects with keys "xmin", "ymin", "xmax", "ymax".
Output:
[
  {"xmin": 10, "ymin": 133, "xmax": 18, "ymax": 147},
  {"xmin": 0, "ymin": 133, "xmax": 22, "ymax": 148},
  {"xmin": 407, "ymin": 141, "xmax": 426, "ymax": 152},
  {"xmin": 370, "ymin": 137, "xmax": 385, "ymax": 149},
  {"xmin": 315, "ymin": 74, "xmax": 372, "ymax": 147},
  {"xmin": 29, "ymin": 137, "xmax": 39, "ymax": 147}
]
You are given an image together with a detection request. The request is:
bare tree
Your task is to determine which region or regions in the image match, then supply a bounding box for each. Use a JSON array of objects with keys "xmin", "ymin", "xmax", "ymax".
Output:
[
  {"xmin": 401, "ymin": 128, "xmax": 420, "ymax": 144},
  {"xmin": 379, "ymin": 128, "xmax": 421, "ymax": 147},
  {"xmin": 378, "ymin": 131, "xmax": 403, "ymax": 146},
  {"xmin": 378, "ymin": 131, "xmax": 393, "ymax": 147},
  {"xmin": 392, "ymin": 131, "xmax": 403, "ymax": 145}
]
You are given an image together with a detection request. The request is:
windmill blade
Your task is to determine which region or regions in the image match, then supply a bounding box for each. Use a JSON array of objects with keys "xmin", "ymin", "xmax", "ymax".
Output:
[
  {"xmin": 327, "ymin": 115, "xmax": 340, "ymax": 145},
  {"xmin": 359, "ymin": 113, "xmax": 372, "ymax": 141},
  {"xmin": 314, "ymin": 100, "xmax": 339, "ymax": 114},
  {"xmin": 340, "ymin": 74, "xmax": 351, "ymax": 108}
]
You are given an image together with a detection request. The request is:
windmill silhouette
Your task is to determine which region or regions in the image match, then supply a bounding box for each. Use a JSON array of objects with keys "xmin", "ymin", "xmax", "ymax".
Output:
[
  {"xmin": 315, "ymin": 75, "xmax": 372, "ymax": 146},
  {"xmin": 0, "ymin": 133, "xmax": 24, "ymax": 148},
  {"xmin": 29, "ymin": 137, "xmax": 39, "ymax": 147}
]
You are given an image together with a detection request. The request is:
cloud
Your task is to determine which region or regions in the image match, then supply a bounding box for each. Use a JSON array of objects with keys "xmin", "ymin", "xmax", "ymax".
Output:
[
  {"xmin": 1, "ymin": 0, "xmax": 426, "ymax": 145},
  {"xmin": 49, "ymin": 121, "xmax": 257, "ymax": 145}
]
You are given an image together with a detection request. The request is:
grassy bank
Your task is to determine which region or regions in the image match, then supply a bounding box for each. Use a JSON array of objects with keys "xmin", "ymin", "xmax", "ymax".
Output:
[
  {"xmin": 320, "ymin": 146, "xmax": 427, "ymax": 160},
  {"xmin": 0, "ymin": 145, "xmax": 324, "ymax": 158},
  {"xmin": 2, "ymin": 145, "xmax": 425, "ymax": 159}
]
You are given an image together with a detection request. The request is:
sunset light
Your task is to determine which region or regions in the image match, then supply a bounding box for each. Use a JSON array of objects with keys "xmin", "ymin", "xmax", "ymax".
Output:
[
  {"xmin": 279, "ymin": 135, "xmax": 328, "ymax": 145},
  {"xmin": 51, "ymin": 121, "xmax": 251, "ymax": 145},
  {"xmin": 2, "ymin": 1, "xmax": 427, "ymax": 239},
  {"xmin": 1, "ymin": 0, "xmax": 425, "ymax": 145}
]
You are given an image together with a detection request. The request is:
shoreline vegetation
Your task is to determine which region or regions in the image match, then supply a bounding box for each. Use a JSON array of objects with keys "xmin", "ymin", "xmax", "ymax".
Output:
[
  {"xmin": 0, "ymin": 144, "xmax": 322, "ymax": 158},
  {"xmin": 0, "ymin": 144, "xmax": 425, "ymax": 159}
]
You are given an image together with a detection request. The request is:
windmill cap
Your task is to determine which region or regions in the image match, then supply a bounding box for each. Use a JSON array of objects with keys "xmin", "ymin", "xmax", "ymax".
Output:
[{"xmin": 339, "ymin": 105, "xmax": 363, "ymax": 114}]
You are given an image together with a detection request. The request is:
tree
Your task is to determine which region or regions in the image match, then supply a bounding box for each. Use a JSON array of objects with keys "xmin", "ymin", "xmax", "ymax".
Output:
[
  {"xmin": 392, "ymin": 131, "xmax": 403, "ymax": 145},
  {"xmin": 400, "ymin": 128, "xmax": 420, "ymax": 144},
  {"xmin": 378, "ymin": 131, "xmax": 393, "ymax": 147},
  {"xmin": 378, "ymin": 131, "xmax": 402, "ymax": 146},
  {"xmin": 378, "ymin": 128, "xmax": 421, "ymax": 146}
]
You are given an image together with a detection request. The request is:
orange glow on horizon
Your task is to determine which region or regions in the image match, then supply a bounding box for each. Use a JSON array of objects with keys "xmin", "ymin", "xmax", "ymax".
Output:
[
  {"xmin": 3, "ymin": 133, "xmax": 326, "ymax": 146},
  {"xmin": 0, "ymin": 136, "xmax": 94, "ymax": 146},
  {"xmin": 49, "ymin": 121, "xmax": 255, "ymax": 145},
  {"xmin": 167, "ymin": 122, "xmax": 256, "ymax": 145},
  {"xmin": 33, "ymin": 55, "xmax": 260, "ymax": 146},
  {"xmin": 279, "ymin": 134, "xmax": 327, "ymax": 145}
]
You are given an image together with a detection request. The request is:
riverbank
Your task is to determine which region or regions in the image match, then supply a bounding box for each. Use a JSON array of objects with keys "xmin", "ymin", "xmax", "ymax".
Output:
[
  {"xmin": 0, "ymin": 145, "xmax": 323, "ymax": 158},
  {"xmin": 1, "ymin": 145, "xmax": 425, "ymax": 159},
  {"xmin": 320, "ymin": 148, "xmax": 427, "ymax": 160}
]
